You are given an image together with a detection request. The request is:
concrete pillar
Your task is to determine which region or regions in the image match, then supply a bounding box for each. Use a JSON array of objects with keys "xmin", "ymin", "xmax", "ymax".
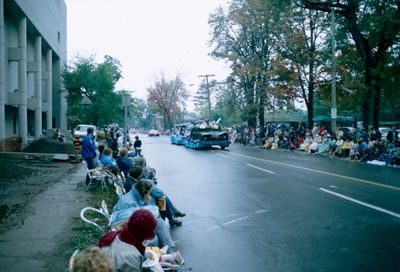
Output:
[
  {"xmin": 34, "ymin": 36, "xmax": 42, "ymax": 138},
  {"xmin": 0, "ymin": 0, "xmax": 5, "ymax": 148},
  {"xmin": 18, "ymin": 17, "xmax": 27, "ymax": 145},
  {"xmin": 46, "ymin": 49, "xmax": 52, "ymax": 130}
]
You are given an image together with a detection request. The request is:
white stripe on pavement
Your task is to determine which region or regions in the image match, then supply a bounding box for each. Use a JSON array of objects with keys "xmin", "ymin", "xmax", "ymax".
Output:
[
  {"xmin": 246, "ymin": 163, "xmax": 275, "ymax": 174},
  {"xmin": 319, "ymin": 187, "xmax": 400, "ymax": 219},
  {"xmin": 223, "ymin": 216, "xmax": 249, "ymax": 226},
  {"xmin": 216, "ymin": 153, "xmax": 230, "ymax": 159}
]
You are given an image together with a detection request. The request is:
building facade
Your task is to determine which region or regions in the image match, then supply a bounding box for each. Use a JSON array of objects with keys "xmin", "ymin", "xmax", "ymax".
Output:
[{"xmin": 0, "ymin": 0, "xmax": 67, "ymax": 149}]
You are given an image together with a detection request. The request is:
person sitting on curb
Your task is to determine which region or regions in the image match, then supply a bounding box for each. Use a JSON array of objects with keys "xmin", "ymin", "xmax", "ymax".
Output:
[
  {"xmin": 125, "ymin": 166, "xmax": 185, "ymax": 227},
  {"xmin": 99, "ymin": 209, "xmax": 157, "ymax": 272},
  {"xmin": 116, "ymin": 148, "xmax": 135, "ymax": 177},
  {"xmin": 112, "ymin": 179, "xmax": 177, "ymax": 254},
  {"xmin": 101, "ymin": 147, "xmax": 119, "ymax": 173},
  {"xmin": 134, "ymin": 157, "xmax": 186, "ymax": 221}
]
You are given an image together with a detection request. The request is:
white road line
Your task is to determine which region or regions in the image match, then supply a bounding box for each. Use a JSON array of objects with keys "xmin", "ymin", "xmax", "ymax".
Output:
[
  {"xmin": 223, "ymin": 216, "xmax": 249, "ymax": 226},
  {"xmin": 216, "ymin": 153, "xmax": 230, "ymax": 159},
  {"xmin": 246, "ymin": 163, "xmax": 275, "ymax": 174},
  {"xmin": 319, "ymin": 188, "xmax": 400, "ymax": 219},
  {"xmin": 255, "ymin": 209, "xmax": 268, "ymax": 214}
]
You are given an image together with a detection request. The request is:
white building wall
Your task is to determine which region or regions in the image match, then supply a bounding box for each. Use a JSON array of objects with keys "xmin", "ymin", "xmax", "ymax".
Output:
[
  {"xmin": 15, "ymin": 0, "xmax": 66, "ymax": 59},
  {"xmin": 0, "ymin": 0, "xmax": 67, "ymax": 150}
]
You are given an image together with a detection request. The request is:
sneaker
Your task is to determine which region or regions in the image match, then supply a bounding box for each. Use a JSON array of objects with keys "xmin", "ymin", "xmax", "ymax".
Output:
[
  {"xmin": 173, "ymin": 250, "xmax": 184, "ymax": 265},
  {"xmin": 170, "ymin": 219, "xmax": 182, "ymax": 227},
  {"xmin": 173, "ymin": 211, "xmax": 186, "ymax": 218}
]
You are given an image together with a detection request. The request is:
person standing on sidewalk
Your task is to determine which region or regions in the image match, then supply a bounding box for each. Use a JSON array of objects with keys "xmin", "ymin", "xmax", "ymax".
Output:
[
  {"xmin": 82, "ymin": 127, "xmax": 97, "ymax": 185},
  {"xmin": 133, "ymin": 135, "xmax": 142, "ymax": 157}
]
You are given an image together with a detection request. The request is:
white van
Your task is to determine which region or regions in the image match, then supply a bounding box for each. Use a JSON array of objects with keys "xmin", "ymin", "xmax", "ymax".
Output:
[{"xmin": 74, "ymin": 124, "xmax": 97, "ymax": 141}]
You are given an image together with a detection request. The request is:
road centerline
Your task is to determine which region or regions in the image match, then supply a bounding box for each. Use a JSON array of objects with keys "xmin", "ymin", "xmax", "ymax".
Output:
[
  {"xmin": 319, "ymin": 187, "xmax": 400, "ymax": 219},
  {"xmin": 246, "ymin": 163, "xmax": 275, "ymax": 174}
]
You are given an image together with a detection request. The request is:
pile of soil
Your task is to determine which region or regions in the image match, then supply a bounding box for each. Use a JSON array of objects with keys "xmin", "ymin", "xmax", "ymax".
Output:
[
  {"xmin": 22, "ymin": 138, "xmax": 75, "ymax": 154},
  {"xmin": 0, "ymin": 155, "xmax": 77, "ymax": 233}
]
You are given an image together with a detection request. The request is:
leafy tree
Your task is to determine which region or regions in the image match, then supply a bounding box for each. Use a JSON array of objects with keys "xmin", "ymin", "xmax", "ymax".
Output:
[
  {"xmin": 301, "ymin": 0, "xmax": 400, "ymax": 128},
  {"xmin": 205, "ymin": 2, "xmax": 299, "ymax": 128},
  {"xmin": 63, "ymin": 55, "xmax": 123, "ymax": 127},
  {"xmin": 193, "ymin": 80, "xmax": 213, "ymax": 120},
  {"xmin": 209, "ymin": 0, "xmax": 281, "ymax": 128},
  {"xmin": 213, "ymin": 78, "xmax": 243, "ymax": 126},
  {"xmin": 273, "ymin": 5, "xmax": 329, "ymax": 129},
  {"xmin": 146, "ymin": 74, "xmax": 189, "ymax": 128}
]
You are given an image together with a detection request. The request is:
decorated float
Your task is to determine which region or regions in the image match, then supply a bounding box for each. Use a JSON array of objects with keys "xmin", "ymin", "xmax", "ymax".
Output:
[
  {"xmin": 184, "ymin": 120, "xmax": 230, "ymax": 150},
  {"xmin": 170, "ymin": 123, "xmax": 188, "ymax": 145}
]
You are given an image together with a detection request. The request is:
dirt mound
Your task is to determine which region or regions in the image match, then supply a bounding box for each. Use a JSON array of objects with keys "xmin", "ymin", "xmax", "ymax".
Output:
[
  {"xmin": 0, "ymin": 156, "xmax": 77, "ymax": 231},
  {"xmin": 22, "ymin": 138, "xmax": 75, "ymax": 154}
]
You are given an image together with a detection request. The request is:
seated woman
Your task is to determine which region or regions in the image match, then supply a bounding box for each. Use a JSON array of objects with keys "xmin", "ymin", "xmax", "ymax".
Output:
[
  {"xmin": 116, "ymin": 148, "xmax": 135, "ymax": 177},
  {"xmin": 99, "ymin": 209, "xmax": 157, "ymax": 272},
  {"xmin": 101, "ymin": 147, "xmax": 119, "ymax": 173},
  {"xmin": 300, "ymin": 133, "xmax": 312, "ymax": 152},
  {"xmin": 134, "ymin": 157, "xmax": 157, "ymax": 183},
  {"xmin": 113, "ymin": 179, "xmax": 176, "ymax": 253},
  {"xmin": 125, "ymin": 165, "xmax": 185, "ymax": 227}
]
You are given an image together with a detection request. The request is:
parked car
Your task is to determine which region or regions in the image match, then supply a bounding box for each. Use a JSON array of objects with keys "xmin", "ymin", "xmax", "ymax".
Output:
[
  {"xmin": 148, "ymin": 129, "xmax": 160, "ymax": 137},
  {"xmin": 74, "ymin": 124, "xmax": 97, "ymax": 141}
]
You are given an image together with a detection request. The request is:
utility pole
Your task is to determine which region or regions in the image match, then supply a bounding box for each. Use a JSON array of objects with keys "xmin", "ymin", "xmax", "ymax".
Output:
[
  {"xmin": 198, "ymin": 74, "xmax": 215, "ymax": 121},
  {"xmin": 122, "ymin": 94, "xmax": 131, "ymax": 147}
]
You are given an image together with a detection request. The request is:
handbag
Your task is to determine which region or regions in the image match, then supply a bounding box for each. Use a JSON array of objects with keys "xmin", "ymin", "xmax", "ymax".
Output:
[{"xmin": 156, "ymin": 196, "xmax": 166, "ymax": 211}]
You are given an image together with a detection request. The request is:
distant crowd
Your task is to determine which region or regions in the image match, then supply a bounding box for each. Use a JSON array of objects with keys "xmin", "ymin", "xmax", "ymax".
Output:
[{"xmin": 229, "ymin": 123, "xmax": 400, "ymax": 166}]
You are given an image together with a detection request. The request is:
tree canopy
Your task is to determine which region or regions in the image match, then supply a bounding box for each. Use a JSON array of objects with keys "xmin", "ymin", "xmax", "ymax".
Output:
[
  {"xmin": 207, "ymin": 0, "xmax": 400, "ymax": 129},
  {"xmin": 146, "ymin": 74, "xmax": 189, "ymax": 128},
  {"xmin": 63, "ymin": 55, "xmax": 138, "ymax": 128}
]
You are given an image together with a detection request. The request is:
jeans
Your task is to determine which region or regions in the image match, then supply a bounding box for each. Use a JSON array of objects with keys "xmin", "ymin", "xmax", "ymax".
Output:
[{"xmin": 156, "ymin": 217, "xmax": 175, "ymax": 253}]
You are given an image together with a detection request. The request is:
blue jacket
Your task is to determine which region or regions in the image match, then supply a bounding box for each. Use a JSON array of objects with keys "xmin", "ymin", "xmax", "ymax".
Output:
[
  {"xmin": 81, "ymin": 134, "xmax": 96, "ymax": 159},
  {"xmin": 113, "ymin": 186, "xmax": 156, "ymax": 212},
  {"xmin": 116, "ymin": 156, "xmax": 134, "ymax": 176},
  {"xmin": 100, "ymin": 154, "xmax": 117, "ymax": 168}
]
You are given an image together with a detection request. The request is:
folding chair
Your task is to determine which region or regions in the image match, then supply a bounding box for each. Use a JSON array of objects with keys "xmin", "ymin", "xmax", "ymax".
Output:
[
  {"xmin": 80, "ymin": 200, "xmax": 111, "ymax": 233},
  {"xmin": 101, "ymin": 167, "xmax": 126, "ymax": 198},
  {"xmin": 82, "ymin": 161, "xmax": 108, "ymax": 191}
]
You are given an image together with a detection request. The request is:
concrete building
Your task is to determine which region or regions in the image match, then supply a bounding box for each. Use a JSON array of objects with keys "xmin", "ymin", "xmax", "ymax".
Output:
[{"xmin": 0, "ymin": 0, "xmax": 67, "ymax": 150}]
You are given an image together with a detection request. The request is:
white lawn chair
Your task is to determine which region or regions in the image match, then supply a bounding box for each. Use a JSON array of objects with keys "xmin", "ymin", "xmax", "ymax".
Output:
[
  {"xmin": 106, "ymin": 170, "xmax": 126, "ymax": 198},
  {"xmin": 80, "ymin": 200, "xmax": 111, "ymax": 233},
  {"xmin": 82, "ymin": 161, "xmax": 108, "ymax": 191}
]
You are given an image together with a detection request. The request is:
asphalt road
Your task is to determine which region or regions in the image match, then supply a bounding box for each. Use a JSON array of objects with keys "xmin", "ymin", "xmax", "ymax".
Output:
[{"xmin": 139, "ymin": 134, "xmax": 400, "ymax": 272}]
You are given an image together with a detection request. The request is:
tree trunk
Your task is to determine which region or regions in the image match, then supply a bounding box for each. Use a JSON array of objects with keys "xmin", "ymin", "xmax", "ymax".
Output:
[
  {"xmin": 258, "ymin": 95, "xmax": 265, "ymax": 128},
  {"xmin": 362, "ymin": 65, "xmax": 380, "ymax": 129}
]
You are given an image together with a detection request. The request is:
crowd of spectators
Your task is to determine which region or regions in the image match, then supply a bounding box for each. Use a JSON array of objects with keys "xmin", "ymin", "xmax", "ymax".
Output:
[
  {"xmin": 79, "ymin": 127, "xmax": 186, "ymax": 271},
  {"xmin": 229, "ymin": 123, "xmax": 400, "ymax": 166}
]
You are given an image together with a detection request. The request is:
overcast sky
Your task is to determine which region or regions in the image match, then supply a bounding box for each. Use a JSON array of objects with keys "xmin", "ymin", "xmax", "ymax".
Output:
[{"xmin": 66, "ymin": 0, "xmax": 231, "ymax": 110}]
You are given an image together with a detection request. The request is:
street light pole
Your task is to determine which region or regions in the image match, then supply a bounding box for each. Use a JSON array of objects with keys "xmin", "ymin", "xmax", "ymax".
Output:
[
  {"xmin": 122, "ymin": 94, "xmax": 131, "ymax": 147},
  {"xmin": 199, "ymin": 74, "xmax": 215, "ymax": 121},
  {"xmin": 331, "ymin": 9, "xmax": 337, "ymax": 134}
]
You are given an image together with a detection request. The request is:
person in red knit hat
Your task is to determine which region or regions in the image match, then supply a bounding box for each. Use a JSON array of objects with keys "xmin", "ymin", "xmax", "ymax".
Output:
[{"xmin": 99, "ymin": 209, "xmax": 157, "ymax": 272}]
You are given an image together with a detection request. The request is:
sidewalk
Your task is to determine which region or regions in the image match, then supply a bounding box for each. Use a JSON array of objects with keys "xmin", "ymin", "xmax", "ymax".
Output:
[{"xmin": 0, "ymin": 163, "xmax": 87, "ymax": 272}]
